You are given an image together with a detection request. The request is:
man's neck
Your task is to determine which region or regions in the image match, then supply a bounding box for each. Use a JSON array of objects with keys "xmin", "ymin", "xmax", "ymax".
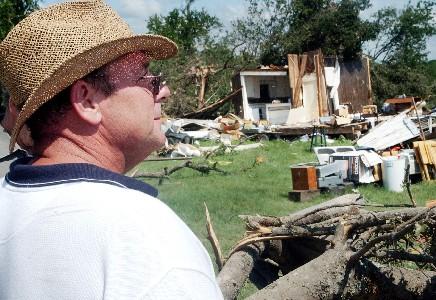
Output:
[{"xmin": 32, "ymin": 135, "xmax": 126, "ymax": 173}]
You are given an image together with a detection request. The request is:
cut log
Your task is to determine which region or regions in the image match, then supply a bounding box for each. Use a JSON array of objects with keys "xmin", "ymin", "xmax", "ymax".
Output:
[
  {"xmin": 247, "ymin": 248, "xmax": 352, "ymax": 300},
  {"xmin": 247, "ymin": 249, "xmax": 436, "ymax": 300},
  {"xmin": 217, "ymin": 243, "xmax": 265, "ymax": 300}
]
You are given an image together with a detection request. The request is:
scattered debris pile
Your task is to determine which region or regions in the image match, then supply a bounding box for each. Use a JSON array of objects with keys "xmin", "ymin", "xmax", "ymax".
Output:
[
  {"xmin": 131, "ymin": 160, "xmax": 227, "ymax": 185},
  {"xmin": 352, "ymin": 99, "xmax": 436, "ymax": 185},
  {"xmin": 288, "ymin": 98, "xmax": 435, "ymax": 198},
  {"xmin": 213, "ymin": 194, "xmax": 436, "ymax": 300},
  {"xmin": 159, "ymin": 114, "xmax": 267, "ymax": 158}
]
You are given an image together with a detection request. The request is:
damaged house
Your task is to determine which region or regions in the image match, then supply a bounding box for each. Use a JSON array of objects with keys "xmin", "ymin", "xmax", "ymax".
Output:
[{"xmin": 232, "ymin": 51, "xmax": 373, "ymax": 126}]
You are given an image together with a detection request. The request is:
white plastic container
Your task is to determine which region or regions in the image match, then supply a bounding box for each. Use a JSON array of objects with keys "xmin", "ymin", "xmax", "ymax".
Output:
[{"xmin": 381, "ymin": 156, "xmax": 406, "ymax": 192}]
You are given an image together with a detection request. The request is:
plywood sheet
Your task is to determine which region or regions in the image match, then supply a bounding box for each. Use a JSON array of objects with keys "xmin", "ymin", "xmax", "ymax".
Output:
[{"xmin": 338, "ymin": 57, "xmax": 372, "ymax": 112}]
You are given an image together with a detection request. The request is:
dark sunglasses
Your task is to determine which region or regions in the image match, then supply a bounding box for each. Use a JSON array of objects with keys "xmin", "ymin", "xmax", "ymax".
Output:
[{"xmin": 140, "ymin": 73, "xmax": 162, "ymax": 96}]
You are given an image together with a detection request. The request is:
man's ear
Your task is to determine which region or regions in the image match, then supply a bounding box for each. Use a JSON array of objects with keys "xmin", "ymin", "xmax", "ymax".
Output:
[{"xmin": 70, "ymin": 80, "xmax": 102, "ymax": 126}]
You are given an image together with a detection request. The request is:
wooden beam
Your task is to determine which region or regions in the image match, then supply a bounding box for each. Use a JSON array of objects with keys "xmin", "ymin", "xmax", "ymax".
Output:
[
  {"xmin": 288, "ymin": 54, "xmax": 299, "ymax": 108},
  {"xmin": 314, "ymin": 52, "xmax": 328, "ymax": 117},
  {"xmin": 319, "ymin": 53, "xmax": 329, "ymax": 116},
  {"xmin": 314, "ymin": 54, "xmax": 322, "ymax": 117},
  {"xmin": 292, "ymin": 55, "xmax": 307, "ymax": 108}
]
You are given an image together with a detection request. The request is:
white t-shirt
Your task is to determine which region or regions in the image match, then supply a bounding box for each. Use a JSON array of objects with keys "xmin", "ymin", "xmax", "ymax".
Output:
[{"xmin": 0, "ymin": 159, "xmax": 223, "ymax": 300}]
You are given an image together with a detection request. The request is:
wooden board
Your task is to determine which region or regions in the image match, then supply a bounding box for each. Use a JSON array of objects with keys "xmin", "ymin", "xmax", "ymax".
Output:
[
  {"xmin": 385, "ymin": 97, "xmax": 414, "ymax": 104},
  {"xmin": 276, "ymin": 123, "xmax": 365, "ymax": 139},
  {"xmin": 413, "ymin": 140, "xmax": 436, "ymax": 180},
  {"xmin": 314, "ymin": 53, "xmax": 328, "ymax": 116},
  {"xmin": 426, "ymin": 200, "xmax": 436, "ymax": 208},
  {"xmin": 292, "ymin": 55, "xmax": 307, "ymax": 108},
  {"xmin": 414, "ymin": 144, "xmax": 427, "ymax": 180},
  {"xmin": 288, "ymin": 54, "xmax": 299, "ymax": 108},
  {"xmin": 338, "ymin": 57, "xmax": 373, "ymax": 112}
]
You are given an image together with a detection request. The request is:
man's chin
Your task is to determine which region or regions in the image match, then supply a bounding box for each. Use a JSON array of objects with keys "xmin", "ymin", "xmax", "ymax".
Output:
[{"xmin": 156, "ymin": 133, "xmax": 167, "ymax": 147}]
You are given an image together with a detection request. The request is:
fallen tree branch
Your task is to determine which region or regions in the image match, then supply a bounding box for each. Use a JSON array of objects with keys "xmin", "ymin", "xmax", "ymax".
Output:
[
  {"xmin": 280, "ymin": 194, "xmax": 364, "ymax": 225},
  {"xmin": 143, "ymin": 157, "xmax": 192, "ymax": 161},
  {"xmin": 347, "ymin": 207, "xmax": 430, "ymax": 231},
  {"xmin": 362, "ymin": 203, "xmax": 414, "ymax": 208},
  {"xmin": 132, "ymin": 160, "xmax": 227, "ymax": 182},
  {"xmin": 239, "ymin": 215, "xmax": 282, "ymax": 228},
  {"xmin": 349, "ymin": 207, "xmax": 434, "ymax": 263},
  {"xmin": 239, "ymin": 194, "xmax": 364, "ymax": 229},
  {"xmin": 228, "ymin": 235, "xmax": 292, "ymax": 258},
  {"xmin": 361, "ymin": 259, "xmax": 436, "ymax": 299},
  {"xmin": 204, "ymin": 203, "xmax": 224, "ymax": 271},
  {"xmin": 376, "ymin": 250, "xmax": 436, "ymax": 265}
]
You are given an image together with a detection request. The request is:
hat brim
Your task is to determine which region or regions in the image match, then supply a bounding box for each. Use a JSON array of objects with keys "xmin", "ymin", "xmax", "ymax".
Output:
[{"xmin": 9, "ymin": 34, "xmax": 177, "ymax": 151}]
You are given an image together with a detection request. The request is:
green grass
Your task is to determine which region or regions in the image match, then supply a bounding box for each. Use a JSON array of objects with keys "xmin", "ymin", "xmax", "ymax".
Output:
[
  {"xmin": 137, "ymin": 140, "xmax": 335, "ymax": 253},
  {"xmin": 357, "ymin": 180, "xmax": 436, "ymax": 207},
  {"xmin": 135, "ymin": 139, "xmax": 436, "ymax": 298}
]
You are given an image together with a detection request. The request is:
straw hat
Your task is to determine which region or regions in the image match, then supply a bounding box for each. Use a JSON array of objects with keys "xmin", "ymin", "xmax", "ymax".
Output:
[{"xmin": 0, "ymin": 0, "xmax": 178, "ymax": 152}]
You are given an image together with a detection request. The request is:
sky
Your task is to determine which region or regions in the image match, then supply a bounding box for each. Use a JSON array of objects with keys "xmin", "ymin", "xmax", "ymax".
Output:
[{"xmin": 42, "ymin": 0, "xmax": 436, "ymax": 60}]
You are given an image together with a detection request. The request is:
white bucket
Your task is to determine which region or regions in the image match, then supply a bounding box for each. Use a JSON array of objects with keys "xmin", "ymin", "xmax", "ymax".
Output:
[{"xmin": 381, "ymin": 156, "xmax": 406, "ymax": 192}]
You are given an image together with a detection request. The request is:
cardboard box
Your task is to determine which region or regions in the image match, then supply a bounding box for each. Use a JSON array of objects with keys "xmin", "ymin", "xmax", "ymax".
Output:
[
  {"xmin": 362, "ymin": 105, "xmax": 377, "ymax": 115},
  {"xmin": 335, "ymin": 105, "xmax": 349, "ymax": 117}
]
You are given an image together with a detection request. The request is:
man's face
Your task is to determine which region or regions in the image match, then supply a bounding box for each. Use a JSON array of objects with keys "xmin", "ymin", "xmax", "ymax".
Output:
[
  {"xmin": 98, "ymin": 51, "xmax": 169, "ymax": 169},
  {"xmin": 1, "ymin": 101, "xmax": 33, "ymax": 152}
]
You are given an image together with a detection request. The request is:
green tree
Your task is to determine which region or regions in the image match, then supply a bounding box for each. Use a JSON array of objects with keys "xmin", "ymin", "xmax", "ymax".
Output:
[
  {"xmin": 427, "ymin": 60, "xmax": 436, "ymax": 80},
  {"xmin": 147, "ymin": 0, "xmax": 251, "ymax": 117},
  {"xmin": 0, "ymin": 0, "xmax": 38, "ymax": 40},
  {"xmin": 369, "ymin": 0, "xmax": 436, "ymax": 106},
  {"xmin": 232, "ymin": 0, "xmax": 377, "ymax": 65},
  {"xmin": 147, "ymin": 0, "xmax": 221, "ymax": 54},
  {"xmin": 0, "ymin": 0, "xmax": 39, "ymax": 111},
  {"xmin": 370, "ymin": 0, "xmax": 435, "ymax": 66}
]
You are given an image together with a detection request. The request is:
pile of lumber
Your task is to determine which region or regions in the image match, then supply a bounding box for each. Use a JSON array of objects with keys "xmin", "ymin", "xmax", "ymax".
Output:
[{"xmin": 413, "ymin": 140, "xmax": 436, "ymax": 180}]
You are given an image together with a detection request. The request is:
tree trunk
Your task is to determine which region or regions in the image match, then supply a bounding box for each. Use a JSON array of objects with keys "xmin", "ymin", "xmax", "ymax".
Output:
[
  {"xmin": 248, "ymin": 248, "xmax": 352, "ymax": 300},
  {"xmin": 217, "ymin": 243, "xmax": 265, "ymax": 300}
]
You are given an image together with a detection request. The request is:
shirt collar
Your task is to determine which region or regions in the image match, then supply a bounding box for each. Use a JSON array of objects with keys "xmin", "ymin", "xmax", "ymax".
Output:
[{"xmin": 5, "ymin": 157, "xmax": 158, "ymax": 197}]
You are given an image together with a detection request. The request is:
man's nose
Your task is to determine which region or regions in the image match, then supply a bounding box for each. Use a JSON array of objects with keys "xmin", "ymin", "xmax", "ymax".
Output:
[{"xmin": 155, "ymin": 85, "xmax": 170, "ymax": 103}]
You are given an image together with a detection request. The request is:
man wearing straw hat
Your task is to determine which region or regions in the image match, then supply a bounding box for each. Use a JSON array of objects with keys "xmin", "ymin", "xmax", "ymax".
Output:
[{"xmin": 0, "ymin": 0, "xmax": 223, "ymax": 299}]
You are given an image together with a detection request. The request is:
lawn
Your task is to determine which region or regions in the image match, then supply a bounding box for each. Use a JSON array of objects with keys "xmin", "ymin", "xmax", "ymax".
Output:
[{"xmin": 135, "ymin": 138, "xmax": 436, "ymax": 296}]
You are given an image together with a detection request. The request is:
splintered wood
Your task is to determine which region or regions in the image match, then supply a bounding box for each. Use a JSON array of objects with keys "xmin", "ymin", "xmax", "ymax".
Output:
[
  {"xmin": 204, "ymin": 203, "xmax": 224, "ymax": 270},
  {"xmin": 413, "ymin": 140, "xmax": 436, "ymax": 180}
]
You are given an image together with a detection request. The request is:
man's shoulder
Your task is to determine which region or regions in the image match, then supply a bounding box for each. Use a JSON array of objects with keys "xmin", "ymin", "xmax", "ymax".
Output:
[{"xmin": 60, "ymin": 180, "xmax": 168, "ymax": 215}]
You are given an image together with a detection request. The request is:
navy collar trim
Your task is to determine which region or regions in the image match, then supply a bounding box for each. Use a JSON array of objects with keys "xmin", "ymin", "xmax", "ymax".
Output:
[{"xmin": 5, "ymin": 157, "xmax": 158, "ymax": 197}]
